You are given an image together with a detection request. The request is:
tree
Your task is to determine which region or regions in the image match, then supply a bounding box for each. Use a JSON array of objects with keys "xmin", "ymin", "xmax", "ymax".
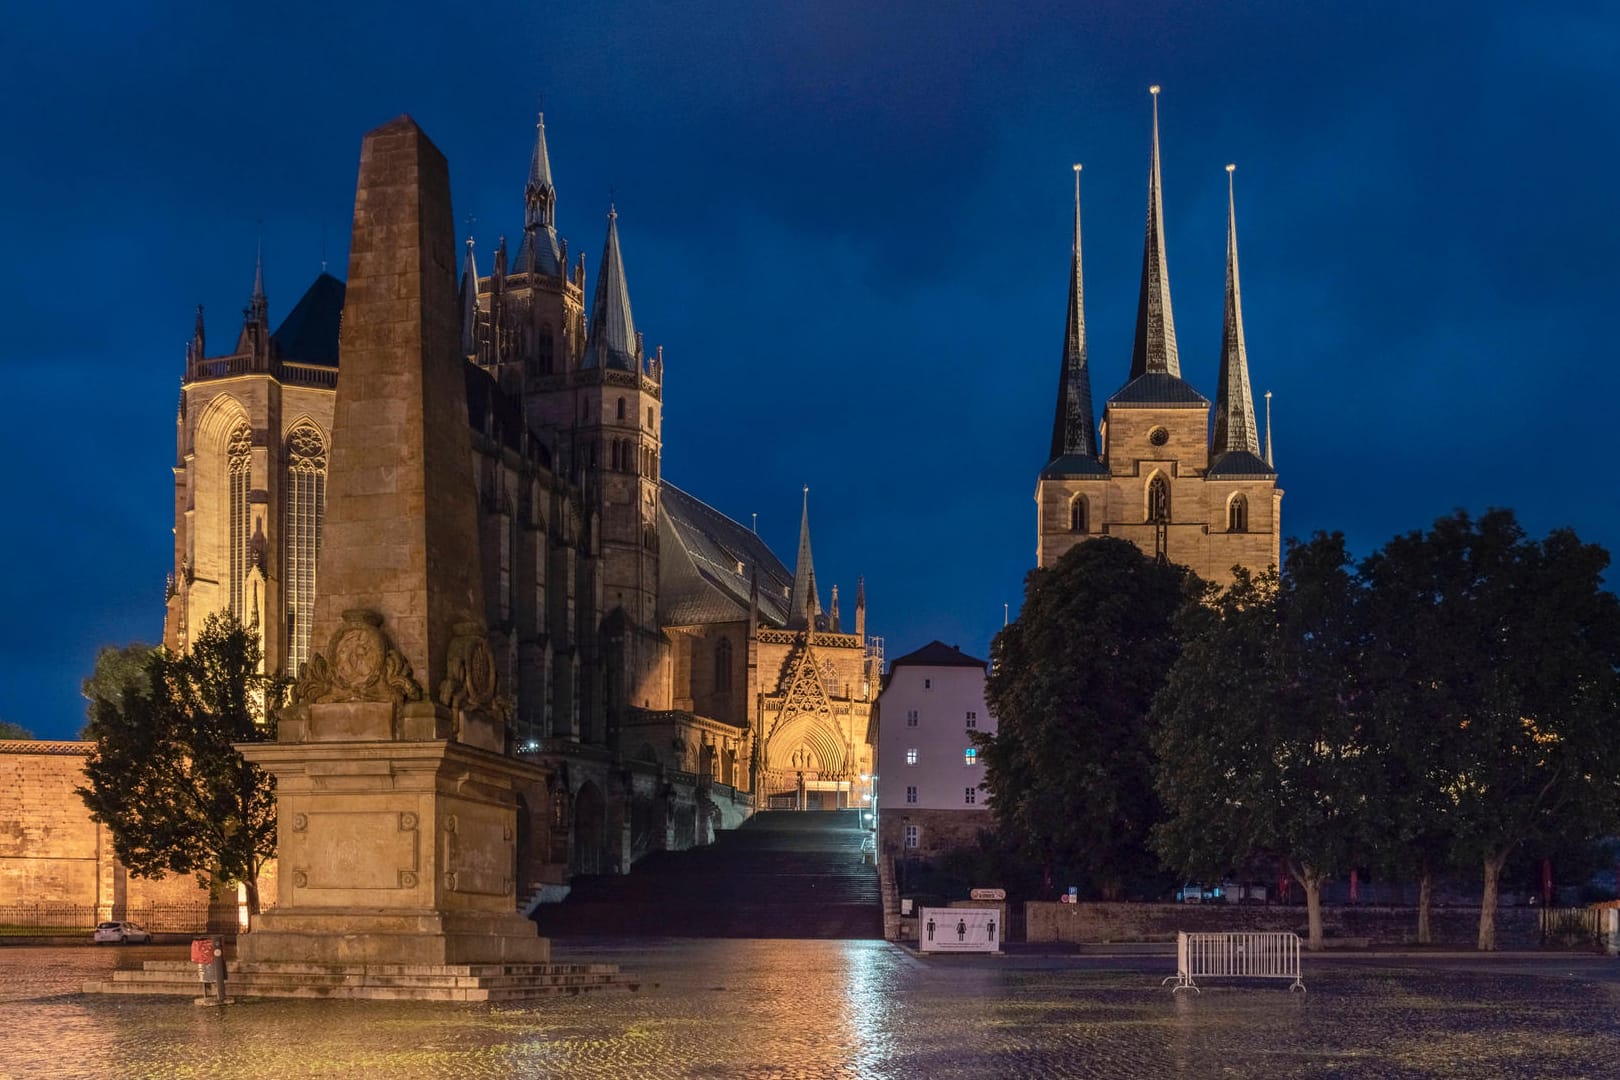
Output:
[
  {"xmin": 0, "ymin": 720, "xmax": 34, "ymax": 740},
  {"xmin": 80, "ymin": 642, "xmax": 156, "ymax": 736},
  {"xmin": 1152, "ymin": 535, "xmax": 1377, "ymax": 950},
  {"xmin": 1362, "ymin": 510, "xmax": 1620, "ymax": 950},
  {"xmin": 77, "ymin": 613, "xmax": 284, "ymax": 914},
  {"xmin": 979, "ymin": 538, "xmax": 1191, "ymax": 899}
]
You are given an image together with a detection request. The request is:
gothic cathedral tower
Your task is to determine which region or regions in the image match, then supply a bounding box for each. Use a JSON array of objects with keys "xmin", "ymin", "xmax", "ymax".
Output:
[
  {"xmin": 461, "ymin": 116, "xmax": 666, "ymax": 720},
  {"xmin": 1036, "ymin": 88, "xmax": 1282, "ymax": 583}
]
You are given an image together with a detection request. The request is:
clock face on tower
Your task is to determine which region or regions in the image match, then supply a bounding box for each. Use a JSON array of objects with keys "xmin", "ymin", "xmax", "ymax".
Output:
[{"xmin": 1149, "ymin": 427, "xmax": 1169, "ymax": 447}]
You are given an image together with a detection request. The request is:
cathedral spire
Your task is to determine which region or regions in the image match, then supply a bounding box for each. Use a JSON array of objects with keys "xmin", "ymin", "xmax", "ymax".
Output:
[
  {"xmin": 583, "ymin": 205, "xmax": 638, "ymax": 370},
  {"xmin": 1264, "ymin": 390, "xmax": 1275, "ymax": 467},
  {"xmin": 460, "ymin": 237, "xmax": 480, "ymax": 359},
  {"xmin": 1128, "ymin": 85, "xmax": 1181, "ymax": 380},
  {"xmin": 1050, "ymin": 163, "xmax": 1097, "ymax": 461},
  {"xmin": 1212, "ymin": 164, "xmax": 1261, "ymax": 457},
  {"xmin": 520, "ymin": 112, "xmax": 562, "ymax": 276},
  {"xmin": 788, "ymin": 485, "xmax": 821, "ymax": 629},
  {"xmin": 247, "ymin": 239, "xmax": 268, "ymax": 328}
]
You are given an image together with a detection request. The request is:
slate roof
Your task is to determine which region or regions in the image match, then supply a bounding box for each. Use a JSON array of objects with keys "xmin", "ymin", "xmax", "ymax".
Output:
[
  {"xmin": 1039, "ymin": 454, "xmax": 1111, "ymax": 480},
  {"xmin": 583, "ymin": 209, "xmax": 638, "ymax": 371},
  {"xmin": 659, "ymin": 483, "xmax": 793, "ymax": 628},
  {"xmin": 1108, "ymin": 372, "xmax": 1208, "ymax": 408},
  {"xmin": 270, "ymin": 272, "xmax": 345, "ymax": 366},
  {"xmin": 889, "ymin": 640, "xmax": 986, "ymax": 670},
  {"xmin": 1204, "ymin": 450, "xmax": 1275, "ymax": 479}
]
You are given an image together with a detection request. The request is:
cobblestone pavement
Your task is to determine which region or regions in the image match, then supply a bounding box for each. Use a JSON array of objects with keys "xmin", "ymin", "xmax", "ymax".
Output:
[{"xmin": 2, "ymin": 939, "xmax": 1618, "ymax": 1078}]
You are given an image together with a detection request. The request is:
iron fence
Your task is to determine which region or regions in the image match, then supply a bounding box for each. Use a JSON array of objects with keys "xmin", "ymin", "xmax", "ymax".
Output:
[{"xmin": 0, "ymin": 903, "xmax": 210, "ymax": 933}]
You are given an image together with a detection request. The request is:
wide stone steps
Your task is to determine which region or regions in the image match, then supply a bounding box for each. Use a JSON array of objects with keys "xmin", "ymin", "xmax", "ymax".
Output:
[
  {"xmin": 83, "ymin": 959, "xmax": 639, "ymax": 1002},
  {"xmin": 535, "ymin": 810, "xmax": 883, "ymax": 940}
]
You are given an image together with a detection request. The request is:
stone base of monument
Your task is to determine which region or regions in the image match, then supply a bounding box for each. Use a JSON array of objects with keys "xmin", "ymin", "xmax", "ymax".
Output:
[
  {"xmin": 84, "ymin": 958, "xmax": 636, "ymax": 1002},
  {"xmin": 238, "ymin": 908, "xmax": 552, "ymax": 966}
]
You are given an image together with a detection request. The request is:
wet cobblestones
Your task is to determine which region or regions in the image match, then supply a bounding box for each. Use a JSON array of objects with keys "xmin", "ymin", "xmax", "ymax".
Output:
[{"xmin": 3, "ymin": 940, "xmax": 1618, "ymax": 1078}]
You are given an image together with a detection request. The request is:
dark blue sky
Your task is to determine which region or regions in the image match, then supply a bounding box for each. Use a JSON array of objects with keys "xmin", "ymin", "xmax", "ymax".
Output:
[{"xmin": 2, "ymin": 2, "xmax": 1615, "ymax": 739}]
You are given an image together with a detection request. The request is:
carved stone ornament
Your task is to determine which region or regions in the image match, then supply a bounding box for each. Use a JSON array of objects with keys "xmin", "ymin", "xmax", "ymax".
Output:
[
  {"xmin": 399, "ymin": 870, "xmax": 418, "ymax": 888},
  {"xmin": 438, "ymin": 622, "xmax": 498, "ymax": 711},
  {"xmin": 291, "ymin": 813, "xmax": 308, "ymax": 831},
  {"xmin": 294, "ymin": 609, "xmax": 423, "ymax": 705},
  {"xmin": 399, "ymin": 812, "xmax": 418, "ymax": 832},
  {"xmin": 292, "ymin": 870, "xmax": 309, "ymax": 889}
]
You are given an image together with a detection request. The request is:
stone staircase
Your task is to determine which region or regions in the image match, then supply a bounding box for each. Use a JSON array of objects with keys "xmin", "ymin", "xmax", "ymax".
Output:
[
  {"xmin": 84, "ymin": 959, "xmax": 637, "ymax": 1002},
  {"xmin": 534, "ymin": 810, "xmax": 883, "ymax": 939}
]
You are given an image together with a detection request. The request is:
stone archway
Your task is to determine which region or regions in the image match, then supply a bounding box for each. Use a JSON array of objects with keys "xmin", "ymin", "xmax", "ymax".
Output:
[{"xmin": 572, "ymin": 781, "xmax": 607, "ymax": 876}]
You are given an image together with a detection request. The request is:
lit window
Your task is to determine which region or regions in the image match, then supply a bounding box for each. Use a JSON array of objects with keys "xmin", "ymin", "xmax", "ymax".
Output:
[
  {"xmin": 906, "ymin": 709, "xmax": 918, "ymax": 727},
  {"xmin": 964, "ymin": 787, "xmax": 976, "ymax": 805},
  {"xmin": 906, "ymin": 748, "xmax": 918, "ymax": 765},
  {"xmin": 904, "ymin": 825, "xmax": 919, "ymax": 848},
  {"xmin": 906, "ymin": 785, "xmax": 918, "ymax": 804},
  {"xmin": 964, "ymin": 748, "xmax": 978, "ymax": 766}
]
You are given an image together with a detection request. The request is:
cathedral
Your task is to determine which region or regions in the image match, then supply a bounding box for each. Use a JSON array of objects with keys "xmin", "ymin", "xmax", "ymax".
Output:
[
  {"xmin": 162, "ymin": 114, "xmax": 879, "ymax": 891},
  {"xmin": 1036, "ymin": 88, "xmax": 1281, "ymax": 580}
]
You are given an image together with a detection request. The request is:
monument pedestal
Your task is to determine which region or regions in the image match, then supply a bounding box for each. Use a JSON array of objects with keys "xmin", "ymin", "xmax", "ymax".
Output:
[{"xmin": 238, "ymin": 736, "xmax": 550, "ymax": 969}]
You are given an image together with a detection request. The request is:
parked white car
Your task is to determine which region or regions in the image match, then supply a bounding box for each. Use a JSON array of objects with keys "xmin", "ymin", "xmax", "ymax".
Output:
[{"xmin": 93, "ymin": 921, "xmax": 152, "ymax": 944}]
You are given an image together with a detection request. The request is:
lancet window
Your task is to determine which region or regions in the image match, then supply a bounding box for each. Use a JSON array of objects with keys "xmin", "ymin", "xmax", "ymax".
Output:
[
  {"xmin": 1147, "ymin": 474, "xmax": 1170, "ymax": 523},
  {"xmin": 227, "ymin": 423, "xmax": 252, "ymax": 619},
  {"xmin": 1228, "ymin": 493, "xmax": 1249, "ymax": 533},
  {"xmin": 284, "ymin": 424, "xmax": 327, "ymax": 675}
]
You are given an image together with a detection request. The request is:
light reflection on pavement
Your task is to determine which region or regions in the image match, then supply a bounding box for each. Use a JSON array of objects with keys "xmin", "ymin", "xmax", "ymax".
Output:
[{"xmin": 3, "ymin": 939, "xmax": 1619, "ymax": 1078}]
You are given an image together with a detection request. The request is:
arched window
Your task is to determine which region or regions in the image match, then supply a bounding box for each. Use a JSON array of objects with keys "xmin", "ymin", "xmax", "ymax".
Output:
[
  {"xmin": 537, "ymin": 323, "xmax": 554, "ymax": 375},
  {"xmin": 714, "ymin": 638, "xmax": 733, "ymax": 694},
  {"xmin": 647, "ymin": 406, "xmax": 655, "ymax": 428},
  {"xmin": 284, "ymin": 424, "xmax": 326, "ymax": 676},
  {"xmin": 616, "ymin": 397, "xmax": 626, "ymax": 421},
  {"xmin": 1069, "ymin": 495, "xmax": 1088, "ymax": 533},
  {"xmin": 1147, "ymin": 474, "xmax": 1170, "ymax": 523},
  {"xmin": 227, "ymin": 423, "xmax": 252, "ymax": 619},
  {"xmin": 1228, "ymin": 493, "xmax": 1249, "ymax": 533}
]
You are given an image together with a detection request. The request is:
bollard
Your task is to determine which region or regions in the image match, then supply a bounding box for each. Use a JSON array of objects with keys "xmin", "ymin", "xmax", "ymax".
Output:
[{"xmin": 193, "ymin": 934, "xmax": 234, "ymax": 1006}]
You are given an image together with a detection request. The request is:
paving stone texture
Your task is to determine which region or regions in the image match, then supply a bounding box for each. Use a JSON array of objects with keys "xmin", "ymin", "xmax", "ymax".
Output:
[{"xmin": 5, "ymin": 940, "xmax": 1620, "ymax": 1078}]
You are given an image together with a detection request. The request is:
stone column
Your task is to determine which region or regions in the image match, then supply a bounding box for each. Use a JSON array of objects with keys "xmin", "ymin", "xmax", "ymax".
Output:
[{"xmin": 239, "ymin": 116, "xmax": 546, "ymax": 968}]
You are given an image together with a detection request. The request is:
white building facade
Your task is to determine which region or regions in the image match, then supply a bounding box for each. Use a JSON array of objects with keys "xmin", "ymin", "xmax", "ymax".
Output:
[{"xmin": 875, "ymin": 641, "xmax": 995, "ymax": 860}]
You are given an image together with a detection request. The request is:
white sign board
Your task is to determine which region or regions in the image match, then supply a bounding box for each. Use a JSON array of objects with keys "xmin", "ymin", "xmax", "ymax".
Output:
[
  {"xmin": 918, "ymin": 906, "xmax": 1002, "ymax": 953},
  {"xmin": 970, "ymin": 888, "xmax": 1006, "ymax": 901}
]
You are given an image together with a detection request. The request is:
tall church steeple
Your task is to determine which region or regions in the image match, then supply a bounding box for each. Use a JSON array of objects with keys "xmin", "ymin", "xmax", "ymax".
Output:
[
  {"xmin": 583, "ymin": 206, "xmax": 638, "ymax": 370},
  {"xmin": 238, "ymin": 243, "xmax": 270, "ymax": 361},
  {"xmin": 1050, "ymin": 164, "xmax": 1096, "ymax": 461},
  {"xmin": 1212, "ymin": 165, "xmax": 1262, "ymax": 458},
  {"xmin": 519, "ymin": 113, "xmax": 562, "ymax": 276},
  {"xmin": 1128, "ymin": 86, "xmax": 1181, "ymax": 380},
  {"xmin": 460, "ymin": 237, "xmax": 480, "ymax": 359},
  {"xmin": 788, "ymin": 486, "xmax": 821, "ymax": 629}
]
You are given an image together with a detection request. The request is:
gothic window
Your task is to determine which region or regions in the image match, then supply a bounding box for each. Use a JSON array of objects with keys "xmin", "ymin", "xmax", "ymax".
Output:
[
  {"xmin": 227, "ymin": 423, "xmax": 252, "ymax": 620},
  {"xmin": 1147, "ymin": 474, "xmax": 1170, "ymax": 523},
  {"xmin": 284, "ymin": 424, "xmax": 326, "ymax": 676},
  {"xmin": 616, "ymin": 397, "xmax": 626, "ymax": 421},
  {"xmin": 537, "ymin": 324, "xmax": 554, "ymax": 375},
  {"xmin": 1228, "ymin": 493, "xmax": 1249, "ymax": 533},
  {"xmin": 714, "ymin": 638, "xmax": 733, "ymax": 693},
  {"xmin": 1070, "ymin": 494, "xmax": 1088, "ymax": 533}
]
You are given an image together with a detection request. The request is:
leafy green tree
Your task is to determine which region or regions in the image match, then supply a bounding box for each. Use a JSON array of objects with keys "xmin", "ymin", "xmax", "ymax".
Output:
[
  {"xmin": 80, "ymin": 642, "xmax": 156, "ymax": 736},
  {"xmin": 1362, "ymin": 510, "xmax": 1620, "ymax": 949},
  {"xmin": 1152, "ymin": 535, "xmax": 1377, "ymax": 949},
  {"xmin": 77, "ymin": 613, "xmax": 284, "ymax": 914},
  {"xmin": 0, "ymin": 721, "xmax": 35, "ymax": 740},
  {"xmin": 979, "ymin": 538, "xmax": 1191, "ymax": 899}
]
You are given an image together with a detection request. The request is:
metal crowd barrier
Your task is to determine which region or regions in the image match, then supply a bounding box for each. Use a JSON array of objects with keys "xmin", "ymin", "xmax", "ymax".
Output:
[{"xmin": 1164, "ymin": 930, "xmax": 1305, "ymax": 993}]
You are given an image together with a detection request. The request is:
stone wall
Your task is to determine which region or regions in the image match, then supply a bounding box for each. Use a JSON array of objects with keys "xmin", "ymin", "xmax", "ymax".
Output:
[
  {"xmin": 1026, "ymin": 901, "xmax": 1541, "ymax": 949},
  {"xmin": 879, "ymin": 807, "xmax": 993, "ymax": 862},
  {"xmin": 0, "ymin": 742, "xmax": 219, "ymax": 926}
]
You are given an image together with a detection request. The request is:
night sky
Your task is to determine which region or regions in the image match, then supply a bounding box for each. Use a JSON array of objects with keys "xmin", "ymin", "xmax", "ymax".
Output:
[{"xmin": 2, "ymin": 2, "xmax": 1615, "ymax": 740}]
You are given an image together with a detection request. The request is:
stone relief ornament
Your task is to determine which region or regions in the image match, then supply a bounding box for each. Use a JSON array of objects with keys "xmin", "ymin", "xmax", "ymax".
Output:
[
  {"xmin": 294, "ymin": 609, "xmax": 423, "ymax": 705},
  {"xmin": 438, "ymin": 622, "xmax": 498, "ymax": 711}
]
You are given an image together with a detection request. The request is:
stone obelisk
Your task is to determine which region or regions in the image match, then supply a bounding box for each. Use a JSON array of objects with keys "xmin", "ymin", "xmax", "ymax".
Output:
[{"xmin": 239, "ymin": 116, "xmax": 547, "ymax": 969}]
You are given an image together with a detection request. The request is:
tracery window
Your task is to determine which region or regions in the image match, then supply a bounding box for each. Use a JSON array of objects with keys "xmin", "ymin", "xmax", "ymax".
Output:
[
  {"xmin": 1147, "ymin": 475, "xmax": 1170, "ymax": 523},
  {"xmin": 228, "ymin": 423, "xmax": 252, "ymax": 619},
  {"xmin": 1228, "ymin": 493, "xmax": 1249, "ymax": 533},
  {"xmin": 714, "ymin": 638, "xmax": 733, "ymax": 693},
  {"xmin": 284, "ymin": 424, "xmax": 327, "ymax": 676},
  {"xmin": 1070, "ymin": 495, "xmax": 1088, "ymax": 533}
]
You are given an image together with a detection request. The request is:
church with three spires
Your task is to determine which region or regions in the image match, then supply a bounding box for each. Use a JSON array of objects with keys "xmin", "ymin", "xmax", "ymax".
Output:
[
  {"xmin": 161, "ymin": 113, "xmax": 879, "ymax": 888},
  {"xmin": 1037, "ymin": 88, "xmax": 1281, "ymax": 580}
]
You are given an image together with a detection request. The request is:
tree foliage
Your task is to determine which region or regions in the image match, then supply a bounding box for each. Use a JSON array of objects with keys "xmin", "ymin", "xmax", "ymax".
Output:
[
  {"xmin": 979, "ymin": 538, "xmax": 1191, "ymax": 898},
  {"xmin": 1152, "ymin": 535, "xmax": 1376, "ymax": 949},
  {"xmin": 1360, "ymin": 510, "xmax": 1620, "ymax": 948},
  {"xmin": 0, "ymin": 721, "xmax": 35, "ymax": 740},
  {"xmin": 77, "ymin": 614, "xmax": 284, "ymax": 911}
]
